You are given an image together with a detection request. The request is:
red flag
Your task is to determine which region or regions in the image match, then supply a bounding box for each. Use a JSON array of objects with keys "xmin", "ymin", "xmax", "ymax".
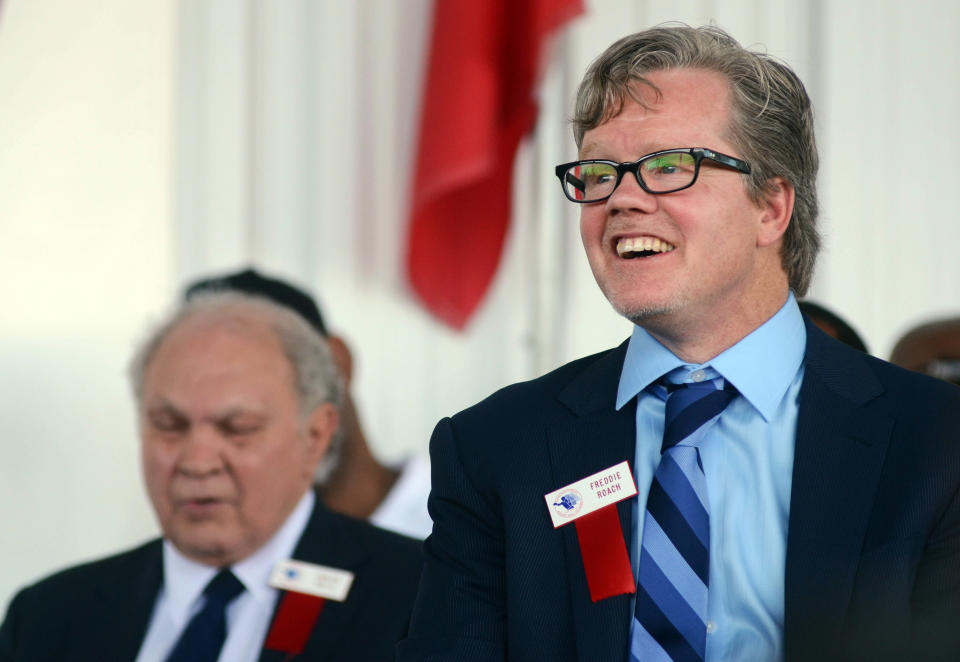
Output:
[{"xmin": 406, "ymin": 0, "xmax": 583, "ymax": 330}]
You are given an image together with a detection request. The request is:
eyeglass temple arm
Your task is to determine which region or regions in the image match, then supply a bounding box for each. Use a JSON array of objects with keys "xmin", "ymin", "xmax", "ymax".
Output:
[{"xmin": 700, "ymin": 149, "xmax": 751, "ymax": 174}]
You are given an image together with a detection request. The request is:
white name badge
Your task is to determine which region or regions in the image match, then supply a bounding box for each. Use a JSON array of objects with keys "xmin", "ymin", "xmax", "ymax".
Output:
[
  {"xmin": 544, "ymin": 460, "xmax": 638, "ymax": 528},
  {"xmin": 269, "ymin": 560, "xmax": 355, "ymax": 602}
]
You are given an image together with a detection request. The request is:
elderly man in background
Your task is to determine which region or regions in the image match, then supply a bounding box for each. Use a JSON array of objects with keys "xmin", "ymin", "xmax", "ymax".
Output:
[
  {"xmin": 0, "ymin": 291, "xmax": 422, "ymax": 661},
  {"xmin": 185, "ymin": 268, "xmax": 433, "ymax": 540},
  {"xmin": 398, "ymin": 24, "xmax": 960, "ymax": 662}
]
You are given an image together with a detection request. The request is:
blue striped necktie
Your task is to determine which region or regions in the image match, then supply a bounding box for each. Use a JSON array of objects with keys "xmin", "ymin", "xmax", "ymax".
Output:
[
  {"xmin": 165, "ymin": 568, "xmax": 245, "ymax": 662},
  {"xmin": 631, "ymin": 378, "xmax": 737, "ymax": 662}
]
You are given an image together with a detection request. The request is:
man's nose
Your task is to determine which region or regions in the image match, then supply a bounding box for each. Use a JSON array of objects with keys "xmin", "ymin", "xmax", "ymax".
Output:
[
  {"xmin": 177, "ymin": 425, "xmax": 225, "ymax": 476},
  {"xmin": 606, "ymin": 170, "xmax": 659, "ymax": 214}
]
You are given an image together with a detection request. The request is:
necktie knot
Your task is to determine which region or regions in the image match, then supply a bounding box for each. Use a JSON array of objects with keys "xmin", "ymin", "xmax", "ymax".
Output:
[
  {"xmin": 662, "ymin": 379, "xmax": 737, "ymax": 453},
  {"xmin": 203, "ymin": 568, "xmax": 245, "ymax": 604}
]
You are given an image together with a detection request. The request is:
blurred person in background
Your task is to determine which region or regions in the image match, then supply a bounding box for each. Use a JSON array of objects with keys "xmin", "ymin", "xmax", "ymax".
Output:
[
  {"xmin": 0, "ymin": 291, "xmax": 421, "ymax": 661},
  {"xmin": 185, "ymin": 268, "xmax": 432, "ymax": 540},
  {"xmin": 890, "ymin": 316, "xmax": 960, "ymax": 386},
  {"xmin": 398, "ymin": 24, "xmax": 960, "ymax": 662}
]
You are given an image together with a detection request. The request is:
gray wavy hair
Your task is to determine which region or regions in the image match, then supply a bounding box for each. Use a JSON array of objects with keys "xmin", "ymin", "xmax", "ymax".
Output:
[
  {"xmin": 128, "ymin": 291, "xmax": 345, "ymax": 480},
  {"xmin": 572, "ymin": 24, "xmax": 821, "ymax": 296}
]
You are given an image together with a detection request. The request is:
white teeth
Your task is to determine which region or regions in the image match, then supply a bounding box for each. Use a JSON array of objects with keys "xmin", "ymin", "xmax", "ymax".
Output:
[{"xmin": 616, "ymin": 236, "xmax": 676, "ymax": 257}]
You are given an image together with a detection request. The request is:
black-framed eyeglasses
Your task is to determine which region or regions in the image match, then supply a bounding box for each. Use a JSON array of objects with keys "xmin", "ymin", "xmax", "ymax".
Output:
[{"xmin": 554, "ymin": 148, "xmax": 751, "ymax": 203}]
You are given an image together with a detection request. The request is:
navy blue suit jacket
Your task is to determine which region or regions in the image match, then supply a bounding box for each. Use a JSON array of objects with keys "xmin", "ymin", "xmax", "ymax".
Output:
[
  {"xmin": 398, "ymin": 320, "xmax": 960, "ymax": 662},
  {"xmin": 0, "ymin": 499, "xmax": 422, "ymax": 662}
]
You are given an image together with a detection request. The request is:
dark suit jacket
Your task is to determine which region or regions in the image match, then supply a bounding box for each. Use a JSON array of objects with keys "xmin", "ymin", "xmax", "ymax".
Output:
[
  {"xmin": 0, "ymin": 499, "xmax": 422, "ymax": 661},
  {"xmin": 397, "ymin": 320, "xmax": 960, "ymax": 662}
]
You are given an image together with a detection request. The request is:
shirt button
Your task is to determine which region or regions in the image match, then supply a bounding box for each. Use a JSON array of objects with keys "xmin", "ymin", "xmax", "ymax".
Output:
[
  {"xmin": 691, "ymin": 369, "xmax": 706, "ymax": 382},
  {"xmin": 706, "ymin": 620, "xmax": 717, "ymax": 634}
]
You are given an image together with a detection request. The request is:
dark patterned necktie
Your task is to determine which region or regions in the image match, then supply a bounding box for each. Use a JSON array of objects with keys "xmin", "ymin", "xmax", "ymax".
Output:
[
  {"xmin": 631, "ymin": 379, "xmax": 737, "ymax": 662},
  {"xmin": 164, "ymin": 568, "xmax": 245, "ymax": 662}
]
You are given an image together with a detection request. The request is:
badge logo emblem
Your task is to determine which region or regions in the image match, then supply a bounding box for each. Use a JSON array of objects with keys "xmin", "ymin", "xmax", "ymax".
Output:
[{"xmin": 551, "ymin": 489, "xmax": 583, "ymax": 518}]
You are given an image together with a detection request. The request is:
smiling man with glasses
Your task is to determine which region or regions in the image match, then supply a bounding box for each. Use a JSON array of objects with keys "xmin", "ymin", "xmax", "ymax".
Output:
[{"xmin": 399, "ymin": 25, "xmax": 960, "ymax": 662}]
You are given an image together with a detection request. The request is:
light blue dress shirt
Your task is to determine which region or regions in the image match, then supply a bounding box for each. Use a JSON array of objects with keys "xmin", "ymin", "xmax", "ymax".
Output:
[{"xmin": 617, "ymin": 294, "xmax": 806, "ymax": 662}]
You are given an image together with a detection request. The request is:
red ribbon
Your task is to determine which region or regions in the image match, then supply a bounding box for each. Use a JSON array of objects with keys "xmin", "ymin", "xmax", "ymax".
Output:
[
  {"xmin": 264, "ymin": 591, "xmax": 325, "ymax": 655},
  {"xmin": 573, "ymin": 505, "xmax": 635, "ymax": 602}
]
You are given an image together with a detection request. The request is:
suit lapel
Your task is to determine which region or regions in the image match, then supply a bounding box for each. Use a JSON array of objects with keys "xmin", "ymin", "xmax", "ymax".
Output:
[
  {"xmin": 90, "ymin": 540, "xmax": 163, "ymax": 661},
  {"xmin": 258, "ymin": 500, "xmax": 368, "ymax": 662},
  {"xmin": 548, "ymin": 342, "xmax": 636, "ymax": 662},
  {"xmin": 784, "ymin": 321, "xmax": 893, "ymax": 662}
]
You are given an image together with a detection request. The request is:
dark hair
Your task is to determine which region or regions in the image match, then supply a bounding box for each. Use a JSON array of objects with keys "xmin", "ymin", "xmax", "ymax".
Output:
[{"xmin": 185, "ymin": 267, "xmax": 328, "ymax": 336}]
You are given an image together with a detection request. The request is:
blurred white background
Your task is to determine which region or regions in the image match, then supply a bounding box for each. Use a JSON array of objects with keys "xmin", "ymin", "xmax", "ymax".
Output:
[{"xmin": 2, "ymin": 0, "xmax": 958, "ymax": 612}]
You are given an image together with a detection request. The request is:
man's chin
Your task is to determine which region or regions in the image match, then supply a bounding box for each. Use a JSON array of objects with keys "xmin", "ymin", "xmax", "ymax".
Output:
[
  {"xmin": 612, "ymin": 300, "xmax": 681, "ymax": 326},
  {"xmin": 168, "ymin": 528, "xmax": 242, "ymax": 566}
]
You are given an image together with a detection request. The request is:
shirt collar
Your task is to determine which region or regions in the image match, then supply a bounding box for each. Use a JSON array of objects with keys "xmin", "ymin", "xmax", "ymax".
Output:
[
  {"xmin": 616, "ymin": 324, "xmax": 686, "ymax": 410},
  {"xmin": 161, "ymin": 542, "xmax": 218, "ymax": 632},
  {"xmin": 616, "ymin": 293, "xmax": 806, "ymax": 422},
  {"xmin": 161, "ymin": 489, "xmax": 315, "ymax": 629}
]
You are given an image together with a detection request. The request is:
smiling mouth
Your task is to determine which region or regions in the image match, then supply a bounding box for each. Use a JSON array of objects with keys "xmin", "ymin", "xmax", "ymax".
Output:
[{"xmin": 616, "ymin": 236, "xmax": 676, "ymax": 259}]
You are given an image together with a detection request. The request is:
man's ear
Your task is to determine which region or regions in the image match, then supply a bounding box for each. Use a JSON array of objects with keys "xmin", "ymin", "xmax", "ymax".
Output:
[
  {"xmin": 305, "ymin": 402, "xmax": 339, "ymax": 466},
  {"xmin": 757, "ymin": 176, "xmax": 794, "ymax": 248},
  {"xmin": 326, "ymin": 335, "xmax": 353, "ymax": 386}
]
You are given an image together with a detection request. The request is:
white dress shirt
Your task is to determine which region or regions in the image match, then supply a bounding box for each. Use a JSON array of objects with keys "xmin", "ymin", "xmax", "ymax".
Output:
[
  {"xmin": 370, "ymin": 455, "xmax": 433, "ymax": 539},
  {"xmin": 135, "ymin": 490, "xmax": 315, "ymax": 662}
]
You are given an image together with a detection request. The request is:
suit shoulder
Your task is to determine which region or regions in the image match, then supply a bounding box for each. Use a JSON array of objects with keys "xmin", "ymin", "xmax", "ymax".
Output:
[
  {"xmin": 1, "ymin": 539, "xmax": 161, "ymax": 660},
  {"xmin": 8, "ymin": 539, "xmax": 160, "ymax": 602},
  {"xmin": 872, "ymin": 354, "xmax": 960, "ymax": 392},
  {"xmin": 312, "ymin": 508, "xmax": 422, "ymax": 614},
  {"xmin": 324, "ymin": 509, "xmax": 421, "ymax": 565},
  {"xmin": 452, "ymin": 344, "xmax": 625, "ymax": 423},
  {"xmin": 807, "ymin": 324, "xmax": 960, "ymax": 416},
  {"xmin": 862, "ymin": 352, "xmax": 960, "ymax": 411},
  {"xmin": 810, "ymin": 336, "xmax": 960, "ymax": 453}
]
